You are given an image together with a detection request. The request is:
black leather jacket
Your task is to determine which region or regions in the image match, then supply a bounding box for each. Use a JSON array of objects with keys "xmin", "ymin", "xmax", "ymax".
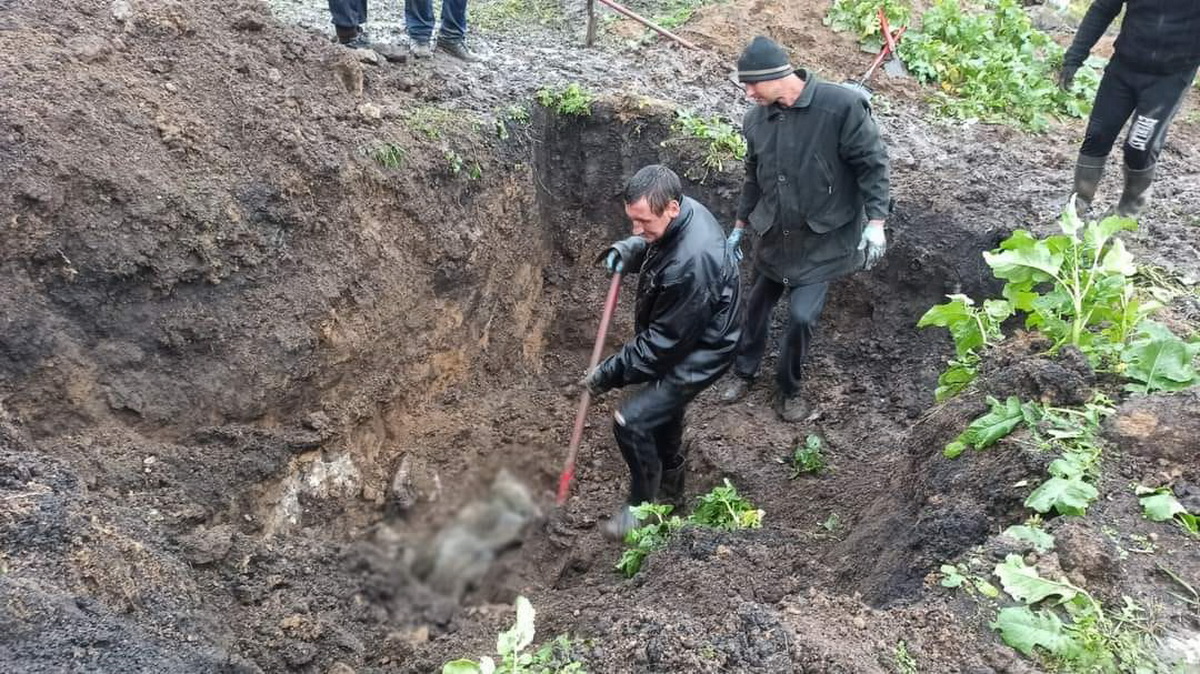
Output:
[
  {"xmin": 1065, "ymin": 0, "xmax": 1200, "ymax": 75},
  {"xmin": 594, "ymin": 197, "xmax": 742, "ymax": 390}
]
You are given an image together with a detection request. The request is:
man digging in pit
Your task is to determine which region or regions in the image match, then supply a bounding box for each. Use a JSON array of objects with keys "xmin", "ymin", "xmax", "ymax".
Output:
[
  {"xmin": 720, "ymin": 36, "xmax": 892, "ymax": 422},
  {"xmin": 580, "ymin": 165, "xmax": 742, "ymax": 539}
]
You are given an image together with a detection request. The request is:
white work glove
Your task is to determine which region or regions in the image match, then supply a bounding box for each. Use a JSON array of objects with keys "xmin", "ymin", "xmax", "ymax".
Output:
[{"xmin": 858, "ymin": 221, "xmax": 887, "ymax": 270}]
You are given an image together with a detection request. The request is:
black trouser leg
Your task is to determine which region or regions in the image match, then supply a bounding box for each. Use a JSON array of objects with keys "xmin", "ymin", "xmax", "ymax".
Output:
[
  {"xmin": 328, "ymin": 0, "xmax": 365, "ymax": 29},
  {"xmin": 1080, "ymin": 61, "xmax": 1139, "ymax": 160},
  {"xmin": 613, "ymin": 382, "xmax": 701, "ymax": 505},
  {"xmin": 778, "ymin": 281, "xmax": 829, "ymax": 398},
  {"xmin": 732, "ymin": 272, "xmax": 786, "ymax": 379},
  {"xmin": 1120, "ymin": 65, "xmax": 1197, "ymax": 170}
]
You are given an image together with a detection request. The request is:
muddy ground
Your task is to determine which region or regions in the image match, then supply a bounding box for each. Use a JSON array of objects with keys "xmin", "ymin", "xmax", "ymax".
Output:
[{"xmin": 1, "ymin": 0, "xmax": 1198, "ymax": 672}]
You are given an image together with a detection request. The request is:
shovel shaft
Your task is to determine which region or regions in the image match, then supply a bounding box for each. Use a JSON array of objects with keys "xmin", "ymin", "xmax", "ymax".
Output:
[{"xmin": 556, "ymin": 272, "xmax": 624, "ymax": 505}]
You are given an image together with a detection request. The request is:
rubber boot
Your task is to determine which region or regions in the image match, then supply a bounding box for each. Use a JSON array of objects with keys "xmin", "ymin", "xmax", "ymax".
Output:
[
  {"xmin": 1116, "ymin": 164, "xmax": 1155, "ymax": 219},
  {"xmin": 602, "ymin": 505, "xmax": 638, "ymax": 540},
  {"xmin": 1071, "ymin": 153, "xmax": 1106, "ymax": 214}
]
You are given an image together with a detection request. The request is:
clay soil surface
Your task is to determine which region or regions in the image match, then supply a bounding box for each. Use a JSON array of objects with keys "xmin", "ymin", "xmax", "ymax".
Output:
[{"xmin": 1, "ymin": 0, "xmax": 1198, "ymax": 673}]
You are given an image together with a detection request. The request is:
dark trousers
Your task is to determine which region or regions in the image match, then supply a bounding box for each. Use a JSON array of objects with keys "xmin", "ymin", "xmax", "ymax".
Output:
[
  {"xmin": 328, "ymin": 0, "xmax": 367, "ymax": 29},
  {"xmin": 614, "ymin": 381, "xmax": 705, "ymax": 506},
  {"xmin": 732, "ymin": 274, "xmax": 829, "ymax": 398},
  {"xmin": 1080, "ymin": 58, "xmax": 1198, "ymax": 169},
  {"xmin": 405, "ymin": 0, "xmax": 469, "ymax": 42}
]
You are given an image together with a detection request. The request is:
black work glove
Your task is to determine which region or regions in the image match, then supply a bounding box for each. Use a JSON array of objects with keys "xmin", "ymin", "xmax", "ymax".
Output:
[
  {"xmin": 1058, "ymin": 65, "xmax": 1078, "ymax": 91},
  {"xmin": 597, "ymin": 235, "xmax": 648, "ymax": 276},
  {"xmin": 579, "ymin": 366, "xmax": 609, "ymax": 397}
]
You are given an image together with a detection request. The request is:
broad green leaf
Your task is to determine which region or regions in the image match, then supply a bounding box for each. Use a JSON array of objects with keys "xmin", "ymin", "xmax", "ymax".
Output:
[
  {"xmin": 994, "ymin": 554, "xmax": 1077, "ymax": 605},
  {"xmin": 443, "ymin": 660, "xmax": 484, "ymax": 674},
  {"xmin": 954, "ymin": 396, "xmax": 1024, "ymax": 451},
  {"xmin": 975, "ymin": 579, "xmax": 1001, "ymax": 599},
  {"xmin": 497, "ymin": 596, "xmax": 536, "ymax": 655},
  {"xmin": 943, "ymin": 441, "xmax": 967, "ymax": 459},
  {"xmin": 1179, "ymin": 512, "xmax": 1199, "ymax": 536},
  {"xmin": 1002, "ymin": 283, "xmax": 1039, "ymax": 313},
  {"xmin": 918, "ymin": 294, "xmax": 985, "ymax": 357},
  {"xmin": 1059, "ymin": 200, "xmax": 1083, "ymax": 238},
  {"xmin": 1086, "ymin": 215, "xmax": 1137, "ymax": 251},
  {"xmin": 1047, "ymin": 457, "xmax": 1084, "ymax": 480},
  {"xmin": 1025, "ymin": 476, "xmax": 1098, "ymax": 516},
  {"xmin": 1002, "ymin": 524, "xmax": 1056, "ymax": 553},
  {"xmin": 1121, "ymin": 321, "xmax": 1200, "ymax": 392},
  {"xmin": 991, "ymin": 606, "xmax": 1081, "ymax": 659},
  {"xmin": 985, "ymin": 233, "xmax": 1062, "ymax": 285},
  {"xmin": 935, "ymin": 361, "xmax": 977, "ymax": 402},
  {"xmin": 940, "ymin": 564, "xmax": 965, "ymax": 588},
  {"xmin": 1099, "ymin": 238, "xmax": 1136, "ymax": 276},
  {"xmin": 1139, "ymin": 492, "xmax": 1186, "ymax": 523},
  {"xmin": 983, "ymin": 298, "xmax": 1014, "ymax": 322}
]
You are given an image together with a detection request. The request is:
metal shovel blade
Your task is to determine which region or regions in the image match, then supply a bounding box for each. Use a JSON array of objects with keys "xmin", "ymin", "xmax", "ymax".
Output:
[{"xmin": 883, "ymin": 57, "xmax": 908, "ymax": 78}]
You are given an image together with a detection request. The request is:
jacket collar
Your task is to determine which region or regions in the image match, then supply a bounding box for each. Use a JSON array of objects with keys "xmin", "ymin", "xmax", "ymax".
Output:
[
  {"xmin": 656, "ymin": 196, "xmax": 695, "ymax": 248},
  {"xmin": 776, "ymin": 69, "xmax": 817, "ymax": 111}
]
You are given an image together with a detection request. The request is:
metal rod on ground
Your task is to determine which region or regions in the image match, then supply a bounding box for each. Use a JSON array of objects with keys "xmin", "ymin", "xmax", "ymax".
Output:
[
  {"xmin": 593, "ymin": 0, "xmax": 698, "ymax": 50},
  {"xmin": 556, "ymin": 271, "xmax": 623, "ymax": 505}
]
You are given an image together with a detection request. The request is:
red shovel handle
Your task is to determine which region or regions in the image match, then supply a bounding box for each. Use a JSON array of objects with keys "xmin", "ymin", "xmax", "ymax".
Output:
[{"xmin": 556, "ymin": 272, "xmax": 623, "ymax": 505}]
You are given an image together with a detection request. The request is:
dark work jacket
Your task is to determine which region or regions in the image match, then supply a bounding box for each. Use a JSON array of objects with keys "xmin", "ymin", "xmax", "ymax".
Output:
[
  {"xmin": 736, "ymin": 71, "xmax": 891, "ymax": 287},
  {"xmin": 594, "ymin": 197, "xmax": 742, "ymax": 390},
  {"xmin": 1065, "ymin": 0, "xmax": 1200, "ymax": 75}
]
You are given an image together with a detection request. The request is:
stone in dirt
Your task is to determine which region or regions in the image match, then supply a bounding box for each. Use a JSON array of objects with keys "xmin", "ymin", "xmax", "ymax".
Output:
[
  {"xmin": 66, "ymin": 36, "xmax": 112, "ymax": 63},
  {"xmin": 1104, "ymin": 389, "xmax": 1200, "ymax": 472}
]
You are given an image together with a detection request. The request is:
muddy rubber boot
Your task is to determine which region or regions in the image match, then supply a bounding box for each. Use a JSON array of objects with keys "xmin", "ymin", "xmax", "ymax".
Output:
[
  {"xmin": 601, "ymin": 505, "xmax": 638, "ymax": 541},
  {"xmin": 659, "ymin": 461, "xmax": 686, "ymax": 509},
  {"xmin": 1071, "ymin": 153, "xmax": 1106, "ymax": 214},
  {"xmin": 719, "ymin": 376, "xmax": 751, "ymax": 404},
  {"xmin": 1116, "ymin": 164, "xmax": 1155, "ymax": 219},
  {"xmin": 776, "ymin": 395, "xmax": 810, "ymax": 423}
]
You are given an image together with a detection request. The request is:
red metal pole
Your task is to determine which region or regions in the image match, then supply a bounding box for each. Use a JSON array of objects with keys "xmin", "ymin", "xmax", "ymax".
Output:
[
  {"xmin": 594, "ymin": 0, "xmax": 698, "ymax": 50},
  {"xmin": 556, "ymin": 272, "xmax": 624, "ymax": 505}
]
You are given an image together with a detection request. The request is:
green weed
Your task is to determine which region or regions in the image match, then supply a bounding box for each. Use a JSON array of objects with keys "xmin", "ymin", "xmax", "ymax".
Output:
[
  {"xmin": 536, "ymin": 83, "xmax": 594, "ymax": 116},
  {"xmin": 789, "ymin": 434, "xmax": 827, "ymax": 477},
  {"xmin": 442, "ymin": 596, "xmax": 586, "ymax": 673},
  {"xmin": 989, "ymin": 556, "xmax": 1161, "ymax": 672},
  {"xmin": 616, "ymin": 480, "xmax": 763, "ymax": 577},
  {"xmin": 825, "ymin": 0, "xmax": 911, "ymax": 50},
  {"xmin": 471, "ymin": 0, "xmax": 563, "ymax": 33},
  {"xmin": 444, "ymin": 149, "xmax": 482, "ymax": 180},
  {"xmin": 893, "ymin": 639, "xmax": 919, "ymax": 674},
  {"xmin": 365, "ymin": 142, "xmax": 406, "ymax": 169},
  {"xmin": 403, "ymin": 105, "xmax": 460, "ymax": 140},
  {"xmin": 898, "ymin": 0, "xmax": 1101, "ymax": 131},
  {"xmin": 669, "ymin": 110, "xmax": 747, "ymax": 172}
]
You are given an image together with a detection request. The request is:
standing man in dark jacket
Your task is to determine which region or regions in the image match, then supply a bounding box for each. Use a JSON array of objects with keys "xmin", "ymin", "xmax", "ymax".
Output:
[
  {"xmin": 582, "ymin": 165, "xmax": 742, "ymax": 539},
  {"xmin": 1061, "ymin": 1, "xmax": 1200, "ymax": 217},
  {"xmin": 720, "ymin": 36, "xmax": 890, "ymax": 422}
]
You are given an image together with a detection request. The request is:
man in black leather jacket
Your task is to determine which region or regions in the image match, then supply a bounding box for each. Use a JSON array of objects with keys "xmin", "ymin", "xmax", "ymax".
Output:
[
  {"xmin": 1061, "ymin": 0, "xmax": 1200, "ymax": 217},
  {"xmin": 582, "ymin": 165, "xmax": 742, "ymax": 539}
]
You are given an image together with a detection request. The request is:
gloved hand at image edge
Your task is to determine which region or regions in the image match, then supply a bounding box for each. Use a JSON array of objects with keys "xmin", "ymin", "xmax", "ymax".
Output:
[
  {"xmin": 579, "ymin": 365, "xmax": 610, "ymax": 397},
  {"xmin": 726, "ymin": 227, "xmax": 744, "ymax": 265},
  {"xmin": 858, "ymin": 221, "xmax": 887, "ymax": 270},
  {"xmin": 597, "ymin": 235, "xmax": 649, "ymax": 276},
  {"xmin": 1059, "ymin": 65, "xmax": 1078, "ymax": 91}
]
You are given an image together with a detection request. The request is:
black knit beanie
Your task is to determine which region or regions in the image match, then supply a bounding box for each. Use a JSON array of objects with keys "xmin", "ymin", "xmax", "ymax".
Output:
[{"xmin": 736, "ymin": 36, "xmax": 793, "ymax": 83}]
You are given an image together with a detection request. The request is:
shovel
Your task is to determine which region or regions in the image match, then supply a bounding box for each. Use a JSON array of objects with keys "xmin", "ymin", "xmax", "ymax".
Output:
[
  {"xmin": 843, "ymin": 8, "xmax": 907, "ymax": 101},
  {"xmin": 556, "ymin": 270, "xmax": 623, "ymax": 505}
]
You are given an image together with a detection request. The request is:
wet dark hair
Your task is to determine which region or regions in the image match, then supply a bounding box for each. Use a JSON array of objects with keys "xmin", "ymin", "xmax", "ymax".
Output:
[{"xmin": 623, "ymin": 164, "xmax": 682, "ymax": 216}]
